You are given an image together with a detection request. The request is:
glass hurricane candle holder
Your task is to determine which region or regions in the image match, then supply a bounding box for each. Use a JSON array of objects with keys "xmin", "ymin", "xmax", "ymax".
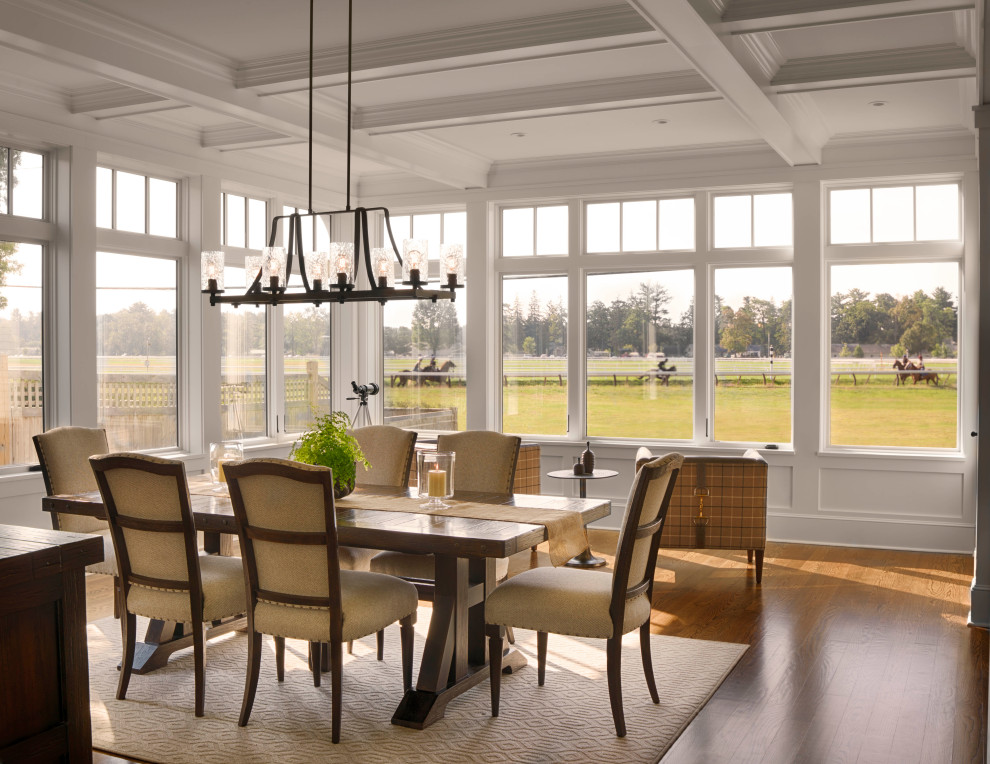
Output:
[
  {"xmin": 200, "ymin": 250, "xmax": 225, "ymax": 292},
  {"xmin": 261, "ymin": 246, "xmax": 287, "ymax": 291},
  {"xmin": 372, "ymin": 247, "xmax": 395, "ymax": 288},
  {"xmin": 306, "ymin": 250, "xmax": 329, "ymax": 291},
  {"xmin": 402, "ymin": 238, "xmax": 429, "ymax": 285},
  {"xmin": 210, "ymin": 441, "xmax": 244, "ymax": 484},
  {"xmin": 417, "ymin": 450, "xmax": 454, "ymax": 510},
  {"xmin": 440, "ymin": 243, "xmax": 464, "ymax": 288},
  {"xmin": 330, "ymin": 242, "xmax": 354, "ymax": 288}
]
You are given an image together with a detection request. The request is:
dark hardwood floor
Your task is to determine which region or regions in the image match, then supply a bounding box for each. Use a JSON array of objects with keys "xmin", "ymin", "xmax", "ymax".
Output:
[{"xmin": 87, "ymin": 532, "xmax": 988, "ymax": 764}]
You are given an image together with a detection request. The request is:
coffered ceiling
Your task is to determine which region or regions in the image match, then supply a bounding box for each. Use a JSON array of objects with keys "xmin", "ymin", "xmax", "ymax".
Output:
[{"xmin": 0, "ymin": 0, "xmax": 978, "ymax": 195}]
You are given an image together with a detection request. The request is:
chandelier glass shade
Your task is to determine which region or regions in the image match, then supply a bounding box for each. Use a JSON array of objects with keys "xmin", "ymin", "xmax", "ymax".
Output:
[{"xmin": 201, "ymin": 0, "xmax": 459, "ymax": 308}]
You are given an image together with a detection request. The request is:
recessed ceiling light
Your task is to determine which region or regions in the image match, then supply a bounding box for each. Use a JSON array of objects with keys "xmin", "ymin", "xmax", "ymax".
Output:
[
  {"xmin": 510, "ymin": 132, "xmax": 527, "ymax": 138},
  {"xmin": 869, "ymin": 100, "xmax": 887, "ymax": 107},
  {"xmin": 653, "ymin": 118, "xmax": 669, "ymax": 125}
]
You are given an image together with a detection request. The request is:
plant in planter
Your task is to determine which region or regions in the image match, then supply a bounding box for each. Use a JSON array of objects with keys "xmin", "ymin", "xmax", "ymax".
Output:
[{"xmin": 289, "ymin": 411, "xmax": 370, "ymax": 499}]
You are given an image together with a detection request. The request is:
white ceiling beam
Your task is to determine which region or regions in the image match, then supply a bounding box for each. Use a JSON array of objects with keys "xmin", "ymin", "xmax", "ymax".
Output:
[
  {"xmin": 69, "ymin": 84, "xmax": 183, "ymax": 119},
  {"xmin": 773, "ymin": 43, "xmax": 975, "ymax": 91},
  {"xmin": 237, "ymin": 5, "xmax": 658, "ymax": 94},
  {"xmin": 0, "ymin": 0, "xmax": 490, "ymax": 189},
  {"xmin": 627, "ymin": 0, "xmax": 822, "ymax": 165},
  {"xmin": 200, "ymin": 123, "xmax": 299, "ymax": 151},
  {"xmin": 357, "ymin": 71, "xmax": 716, "ymax": 133},
  {"xmin": 718, "ymin": 0, "xmax": 973, "ymax": 34}
]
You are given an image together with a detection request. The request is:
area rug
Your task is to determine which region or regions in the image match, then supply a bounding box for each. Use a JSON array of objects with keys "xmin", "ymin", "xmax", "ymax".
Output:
[{"xmin": 87, "ymin": 610, "xmax": 746, "ymax": 764}]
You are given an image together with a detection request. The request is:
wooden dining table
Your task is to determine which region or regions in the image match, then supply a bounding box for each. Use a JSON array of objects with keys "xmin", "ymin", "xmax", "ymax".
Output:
[{"xmin": 43, "ymin": 482, "xmax": 610, "ymax": 730}]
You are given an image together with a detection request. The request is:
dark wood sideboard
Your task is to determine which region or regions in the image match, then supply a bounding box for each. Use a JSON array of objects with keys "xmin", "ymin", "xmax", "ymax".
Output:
[{"xmin": 0, "ymin": 524, "xmax": 104, "ymax": 763}]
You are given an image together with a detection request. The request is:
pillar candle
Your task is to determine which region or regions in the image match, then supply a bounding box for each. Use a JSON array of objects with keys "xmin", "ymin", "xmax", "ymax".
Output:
[{"xmin": 427, "ymin": 468, "xmax": 447, "ymax": 497}]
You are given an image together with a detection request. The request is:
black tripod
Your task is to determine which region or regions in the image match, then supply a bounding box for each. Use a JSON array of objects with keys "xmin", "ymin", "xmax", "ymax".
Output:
[{"xmin": 347, "ymin": 381, "xmax": 379, "ymax": 428}]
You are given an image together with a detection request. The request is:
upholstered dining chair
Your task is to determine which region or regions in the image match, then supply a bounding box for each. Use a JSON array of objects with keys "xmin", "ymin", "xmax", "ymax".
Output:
[
  {"xmin": 337, "ymin": 425, "xmax": 418, "ymax": 573},
  {"xmin": 369, "ymin": 430, "xmax": 522, "ymax": 654},
  {"xmin": 224, "ymin": 457, "xmax": 418, "ymax": 744},
  {"xmin": 370, "ymin": 429, "xmax": 521, "ymax": 582},
  {"xmin": 33, "ymin": 427, "xmax": 119, "ymax": 607},
  {"xmin": 89, "ymin": 453, "xmax": 246, "ymax": 718},
  {"xmin": 485, "ymin": 452, "xmax": 683, "ymax": 737}
]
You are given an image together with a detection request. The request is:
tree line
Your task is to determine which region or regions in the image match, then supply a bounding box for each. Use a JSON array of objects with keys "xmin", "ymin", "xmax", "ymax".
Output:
[{"xmin": 831, "ymin": 287, "xmax": 956, "ymax": 357}]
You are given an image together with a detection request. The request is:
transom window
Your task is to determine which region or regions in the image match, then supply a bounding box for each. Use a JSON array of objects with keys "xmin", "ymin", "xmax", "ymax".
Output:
[
  {"xmin": 586, "ymin": 198, "xmax": 694, "ymax": 253},
  {"xmin": 0, "ymin": 147, "xmax": 43, "ymax": 220},
  {"xmin": 97, "ymin": 167, "xmax": 178, "ymax": 238},
  {"xmin": 713, "ymin": 192, "xmax": 792, "ymax": 248},
  {"xmin": 502, "ymin": 205, "xmax": 568, "ymax": 257},
  {"xmin": 829, "ymin": 183, "xmax": 960, "ymax": 244},
  {"xmin": 223, "ymin": 193, "xmax": 267, "ymax": 250}
]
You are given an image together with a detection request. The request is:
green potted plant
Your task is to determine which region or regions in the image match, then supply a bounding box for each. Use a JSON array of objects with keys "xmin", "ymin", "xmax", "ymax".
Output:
[{"xmin": 289, "ymin": 411, "xmax": 369, "ymax": 498}]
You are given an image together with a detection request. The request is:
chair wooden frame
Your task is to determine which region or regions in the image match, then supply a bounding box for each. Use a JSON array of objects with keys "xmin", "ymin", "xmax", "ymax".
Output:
[
  {"xmin": 486, "ymin": 454, "xmax": 682, "ymax": 737},
  {"xmin": 33, "ymin": 427, "xmax": 121, "ymax": 616},
  {"xmin": 225, "ymin": 458, "xmax": 416, "ymax": 744},
  {"xmin": 90, "ymin": 454, "xmax": 210, "ymax": 717}
]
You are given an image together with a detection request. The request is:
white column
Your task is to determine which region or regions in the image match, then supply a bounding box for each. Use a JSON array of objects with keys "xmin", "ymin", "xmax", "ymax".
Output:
[
  {"xmin": 464, "ymin": 198, "xmax": 490, "ymax": 430},
  {"xmin": 790, "ymin": 180, "xmax": 823, "ymax": 521},
  {"xmin": 54, "ymin": 146, "xmax": 97, "ymax": 426},
  {"xmin": 971, "ymin": 105, "xmax": 990, "ymax": 628},
  {"xmin": 194, "ymin": 175, "xmax": 222, "ymax": 451}
]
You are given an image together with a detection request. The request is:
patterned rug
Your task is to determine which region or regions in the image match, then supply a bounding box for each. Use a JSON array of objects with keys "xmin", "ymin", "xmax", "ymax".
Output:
[{"xmin": 88, "ymin": 611, "xmax": 746, "ymax": 764}]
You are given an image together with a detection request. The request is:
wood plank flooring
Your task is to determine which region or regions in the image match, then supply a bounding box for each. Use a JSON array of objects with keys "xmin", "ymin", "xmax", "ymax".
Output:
[{"xmin": 87, "ymin": 533, "xmax": 988, "ymax": 763}]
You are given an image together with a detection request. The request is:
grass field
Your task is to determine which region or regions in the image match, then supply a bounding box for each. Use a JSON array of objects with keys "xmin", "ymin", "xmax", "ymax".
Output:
[{"xmin": 6, "ymin": 355, "xmax": 956, "ymax": 447}]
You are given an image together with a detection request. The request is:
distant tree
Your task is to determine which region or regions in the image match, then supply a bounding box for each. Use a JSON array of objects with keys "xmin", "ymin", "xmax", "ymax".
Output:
[
  {"xmin": 839, "ymin": 343, "xmax": 851, "ymax": 357},
  {"xmin": 522, "ymin": 336, "xmax": 536, "ymax": 356},
  {"xmin": 383, "ymin": 325, "xmax": 412, "ymax": 356},
  {"xmin": 853, "ymin": 344, "xmax": 864, "ymax": 358},
  {"xmin": 412, "ymin": 300, "xmax": 459, "ymax": 357}
]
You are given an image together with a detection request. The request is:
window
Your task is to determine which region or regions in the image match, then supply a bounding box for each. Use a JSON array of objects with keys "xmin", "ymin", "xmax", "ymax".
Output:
[
  {"xmin": 383, "ymin": 211, "xmax": 466, "ymax": 430},
  {"xmin": 283, "ymin": 303, "xmax": 330, "ymax": 432},
  {"xmin": 96, "ymin": 252, "xmax": 177, "ymax": 451},
  {"xmin": 0, "ymin": 242, "xmax": 43, "ymax": 465},
  {"xmin": 0, "ymin": 148, "xmax": 43, "ymax": 219},
  {"xmin": 586, "ymin": 270, "xmax": 694, "ymax": 439},
  {"xmin": 221, "ymin": 265, "xmax": 266, "ymax": 440},
  {"xmin": 586, "ymin": 198, "xmax": 694, "ymax": 253},
  {"xmin": 713, "ymin": 267, "xmax": 792, "ymax": 445},
  {"xmin": 502, "ymin": 205, "xmax": 568, "ymax": 256},
  {"xmin": 282, "ymin": 204, "xmax": 330, "ymax": 259},
  {"xmin": 828, "ymin": 263, "xmax": 958, "ymax": 449},
  {"xmin": 502, "ymin": 275, "xmax": 568, "ymax": 436},
  {"xmin": 223, "ymin": 193, "xmax": 268, "ymax": 250},
  {"xmin": 713, "ymin": 192, "xmax": 792, "ymax": 248},
  {"xmin": 829, "ymin": 183, "xmax": 960, "ymax": 244},
  {"xmin": 96, "ymin": 168, "xmax": 178, "ymax": 238}
]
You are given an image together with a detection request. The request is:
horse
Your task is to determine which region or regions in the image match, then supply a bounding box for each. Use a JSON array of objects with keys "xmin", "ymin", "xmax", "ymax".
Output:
[
  {"xmin": 892, "ymin": 358, "xmax": 938, "ymax": 386},
  {"xmin": 638, "ymin": 360, "xmax": 677, "ymax": 386},
  {"xmin": 390, "ymin": 358, "xmax": 423, "ymax": 388},
  {"xmin": 422, "ymin": 360, "xmax": 456, "ymax": 387}
]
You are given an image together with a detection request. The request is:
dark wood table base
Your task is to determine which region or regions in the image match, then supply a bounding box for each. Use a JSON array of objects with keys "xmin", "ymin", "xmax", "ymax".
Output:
[{"xmin": 122, "ymin": 616, "xmax": 248, "ymax": 674}]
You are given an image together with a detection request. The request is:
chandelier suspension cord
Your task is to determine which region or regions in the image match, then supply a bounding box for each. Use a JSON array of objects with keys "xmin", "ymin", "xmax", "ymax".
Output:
[
  {"xmin": 308, "ymin": 0, "xmax": 314, "ymax": 213},
  {"xmin": 346, "ymin": 0, "xmax": 353, "ymax": 212}
]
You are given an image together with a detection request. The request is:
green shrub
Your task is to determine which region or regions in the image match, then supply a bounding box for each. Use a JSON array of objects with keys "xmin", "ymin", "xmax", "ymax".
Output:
[{"xmin": 289, "ymin": 411, "xmax": 369, "ymax": 494}]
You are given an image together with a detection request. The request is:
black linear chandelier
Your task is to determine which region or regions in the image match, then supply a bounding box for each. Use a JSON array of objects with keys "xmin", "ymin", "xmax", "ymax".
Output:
[{"xmin": 201, "ymin": 0, "xmax": 460, "ymax": 307}]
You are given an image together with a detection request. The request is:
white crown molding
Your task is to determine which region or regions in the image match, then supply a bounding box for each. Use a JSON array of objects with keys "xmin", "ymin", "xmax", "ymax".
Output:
[
  {"xmin": 718, "ymin": 0, "xmax": 972, "ymax": 35},
  {"xmin": 70, "ymin": 84, "xmax": 174, "ymax": 118},
  {"xmin": 773, "ymin": 43, "xmax": 975, "ymax": 91},
  {"xmin": 953, "ymin": 7, "xmax": 976, "ymax": 57},
  {"xmin": 0, "ymin": 78, "xmax": 66, "ymax": 109},
  {"xmin": 355, "ymin": 71, "xmax": 715, "ymax": 132},
  {"xmin": 739, "ymin": 32, "xmax": 786, "ymax": 80},
  {"xmin": 200, "ymin": 123, "xmax": 296, "ymax": 150},
  {"xmin": 0, "ymin": 0, "xmax": 232, "ymax": 81},
  {"xmin": 236, "ymin": 5, "xmax": 657, "ymax": 91}
]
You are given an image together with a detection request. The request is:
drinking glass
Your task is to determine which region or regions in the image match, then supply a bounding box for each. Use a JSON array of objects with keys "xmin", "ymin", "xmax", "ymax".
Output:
[{"xmin": 417, "ymin": 450, "xmax": 454, "ymax": 510}]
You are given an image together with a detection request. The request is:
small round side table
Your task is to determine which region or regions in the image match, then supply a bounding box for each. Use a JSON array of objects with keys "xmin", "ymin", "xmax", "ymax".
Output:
[{"xmin": 546, "ymin": 468, "xmax": 619, "ymax": 568}]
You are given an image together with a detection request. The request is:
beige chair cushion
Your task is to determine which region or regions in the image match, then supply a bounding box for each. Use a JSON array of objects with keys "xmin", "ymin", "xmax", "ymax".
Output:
[
  {"xmin": 126, "ymin": 554, "xmax": 246, "ymax": 623},
  {"xmin": 437, "ymin": 431, "xmax": 520, "ymax": 495},
  {"xmin": 485, "ymin": 567, "xmax": 651, "ymax": 640},
  {"xmin": 337, "ymin": 545, "xmax": 378, "ymax": 572},
  {"xmin": 253, "ymin": 570, "xmax": 418, "ymax": 643},
  {"xmin": 86, "ymin": 529, "xmax": 118, "ymax": 577},
  {"xmin": 370, "ymin": 550, "xmax": 510, "ymax": 581}
]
